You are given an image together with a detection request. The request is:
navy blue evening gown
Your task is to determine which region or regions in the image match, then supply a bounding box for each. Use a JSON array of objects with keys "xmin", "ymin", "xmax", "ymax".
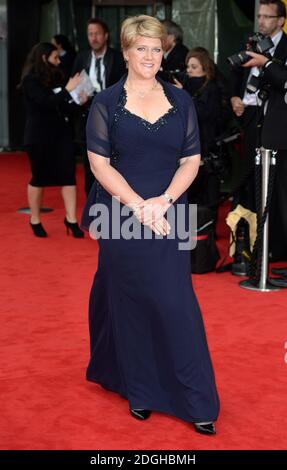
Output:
[{"xmin": 82, "ymin": 75, "xmax": 220, "ymax": 424}]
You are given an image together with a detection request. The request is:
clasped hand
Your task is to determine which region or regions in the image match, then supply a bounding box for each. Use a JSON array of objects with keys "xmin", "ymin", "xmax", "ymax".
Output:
[{"xmin": 129, "ymin": 196, "xmax": 172, "ymax": 236}]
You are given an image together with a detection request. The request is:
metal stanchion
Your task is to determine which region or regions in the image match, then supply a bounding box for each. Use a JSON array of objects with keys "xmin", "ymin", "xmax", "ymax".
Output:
[{"xmin": 240, "ymin": 147, "xmax": 280, "ymax": 292}]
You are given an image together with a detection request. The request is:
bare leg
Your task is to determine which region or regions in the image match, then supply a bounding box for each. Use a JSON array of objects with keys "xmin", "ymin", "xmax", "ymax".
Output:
[
  {"xmin": 61, "ymin": 185, "xmax": 77, "ymax": 222},
  {"xmin": 28, "ymin": 184, "xmax": 44, "ymax": 223}
]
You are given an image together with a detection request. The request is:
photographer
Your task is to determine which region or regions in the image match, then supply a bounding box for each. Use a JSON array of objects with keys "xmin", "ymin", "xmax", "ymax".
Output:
[
  {"xmin": 230, "ymin": 0, "xmax": 287, "ymax": 212},
  {"xmin": 242, "ymin": 51, "xmax": 287, "ymax": 262}
]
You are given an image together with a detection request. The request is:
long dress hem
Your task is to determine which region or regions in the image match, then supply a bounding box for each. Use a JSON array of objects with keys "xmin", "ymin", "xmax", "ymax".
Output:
[{"xmin": 86, "ymin": 377, "xmax": 219, "ymax": 423}]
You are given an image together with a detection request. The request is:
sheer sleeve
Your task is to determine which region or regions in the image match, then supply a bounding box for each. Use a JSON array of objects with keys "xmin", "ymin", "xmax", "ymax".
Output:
[
  {"xmin": 86, "ymin": 96, "xmax": 111, "ymax": 158},
  {"xmin": 181, "ymin": 94, "xmax": 201, "ymax": 157}
]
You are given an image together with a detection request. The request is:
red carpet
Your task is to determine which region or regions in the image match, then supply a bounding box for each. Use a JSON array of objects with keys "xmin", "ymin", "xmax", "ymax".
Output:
[{"xmin": 0, "ymin": 152, "xmax": 286, "ymax": 450}]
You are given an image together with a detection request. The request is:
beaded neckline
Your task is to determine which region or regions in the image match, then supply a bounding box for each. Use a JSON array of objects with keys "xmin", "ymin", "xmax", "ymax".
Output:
[{"xmin": 115, "ymin": 84, "xmax": 178, "ymax": 131}]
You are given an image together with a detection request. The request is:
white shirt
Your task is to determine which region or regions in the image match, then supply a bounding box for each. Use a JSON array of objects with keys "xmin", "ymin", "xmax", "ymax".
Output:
[
  {"xmin": 242, "ymin": 30, "xmax": 283, "ymax": 107},
  {"xmin": 89, "ymin": 50, "xmax": 106, "ymax": 93}
]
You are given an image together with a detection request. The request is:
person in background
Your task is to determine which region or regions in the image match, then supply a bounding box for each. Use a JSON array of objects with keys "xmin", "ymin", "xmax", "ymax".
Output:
[
  {"xmin": 72, "ymin": 18, "xmax": 126, "ymax": 196},
  {"xmin": 230, "ymin": 0, "xmax": 287, "ymax": 213},
  {"xmin": 160, "ymin": 20, "xmax": 189, "ymax": 75},
  {"xmin": 20, "ymin": 42, "xmax": 86, "ymax": 238},
  {"xmin": 241, "ymin": 49, "xmax": 287, "ymax": 273},
  {"xmin": 173, "ymin": 48, "xmax": 223, "ymax": 209},
  {"xmin": 72, "ymin": 17, "xmax": 126, "ymax": 91},
  {"xmin": 188, "ymin": 46, "xmax": 232, "ymax": 127},
  {"xmin": 52, "ymin": 34, "xmax": 76, "ymax": 83}
]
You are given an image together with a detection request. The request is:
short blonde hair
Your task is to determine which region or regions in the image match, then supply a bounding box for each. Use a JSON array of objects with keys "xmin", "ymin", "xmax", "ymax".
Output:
[{"xmin": 120, "ymin": 15, "xmax": 167, "ymax": 51}]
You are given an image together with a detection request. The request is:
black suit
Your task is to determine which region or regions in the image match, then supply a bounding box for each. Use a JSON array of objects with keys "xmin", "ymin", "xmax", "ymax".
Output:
[
  {"xmin": 72, "ymin": 47, "xmax": 126, "ymax": 195},
  {"xmin": 230, "ymin": 32, "xmax": 287, "ymax": 212},
  {"xmin": 23, "ymin": 75, "xmax": 73, "ymax": 145},
  {"xmin": 158, "ymin": 43, "xmax": 189, "ymax": 83},
  {"xmin": 260, "ymin": 62, "xmax": 287, "ymax": 260},
  {"xmin": 261, "ymin": 62, "xmax": 287, "ymax": 149},
  {"xmin": 161, "ymin": 43, "xmax": 189, "ymax": 72},
  {"xmin": 72, "ymin": 47, "xmax": 126, "ymax": 88}
]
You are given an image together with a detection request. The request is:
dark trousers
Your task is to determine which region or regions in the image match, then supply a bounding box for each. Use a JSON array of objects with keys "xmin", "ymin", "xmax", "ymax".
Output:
[
  {"xmin": 269, "ymin": 150, "xmax": 287, "ymax": 261},
  {"xmin": 188, "ymin": 164, "xmax": 221, "ymax": 228},
  {"xmin": 233, "ymin": 105, "xmax": 261, "ymax": 212},
  {"xmin": 233, "ymin": 106, "xmax": 287, "ymax": 260}
]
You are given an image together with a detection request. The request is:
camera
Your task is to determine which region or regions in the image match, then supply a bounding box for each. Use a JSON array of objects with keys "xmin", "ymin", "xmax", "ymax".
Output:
[
  {"xmin": 227, "ymin": 32, "xmax": 274, "ymax": 68},
  {"xmin": 246, "ymin": 74, "xmax": 272, "ymax": 100},
  {"xmin": 159, "ymin": 69, "xmax": 185, "ymax": 84}
]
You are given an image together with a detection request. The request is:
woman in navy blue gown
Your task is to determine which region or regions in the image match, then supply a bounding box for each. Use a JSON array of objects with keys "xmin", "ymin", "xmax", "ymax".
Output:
[{"xmin": 81, "ymin": 15, "xmax": 220, "ymax": 435}]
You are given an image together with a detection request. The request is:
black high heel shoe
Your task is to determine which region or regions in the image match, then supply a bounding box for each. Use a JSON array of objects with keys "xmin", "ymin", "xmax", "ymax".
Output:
[
  {"xmin": 30, "ymin": 220, "xmax": 47, "ymax": 237},
  {"xmin": 130, "ymin": 409, "xmax": 152, "ymax": 421},
  {"xmin": 64, "ymin": 218, "xmax": 84, "ymax": 238},
  {"xmin": 193, "ymin": 422, "xmax": 216, "ymax": 435}
]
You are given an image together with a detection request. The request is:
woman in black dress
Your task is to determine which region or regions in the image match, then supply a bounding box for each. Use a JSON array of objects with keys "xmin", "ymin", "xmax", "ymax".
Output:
[{"xmin": 20, "ymin": 42, "xmax": 85, "ymax": 238}]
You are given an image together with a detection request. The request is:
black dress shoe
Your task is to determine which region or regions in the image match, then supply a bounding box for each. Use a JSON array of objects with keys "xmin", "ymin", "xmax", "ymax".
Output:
[
  {"xmin": 130, "ymin": 409, "xmax": 152, "ymax": 420},
  {"xmin": 271, "ymin": 267, "xmax": 287, "ymax": 277},
  {"xmin": 193, "ymin": 422, "xmax": 216, "ymax": 435},
  {"xmin": 30, "ymin": 220, "xmax": 47, "ymax": 237}
]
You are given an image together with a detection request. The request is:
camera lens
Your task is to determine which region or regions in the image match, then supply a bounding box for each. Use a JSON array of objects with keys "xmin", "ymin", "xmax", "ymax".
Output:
[{"xmin": 227, "ymin": 51, "xmax": 250, "ymax": 67}]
